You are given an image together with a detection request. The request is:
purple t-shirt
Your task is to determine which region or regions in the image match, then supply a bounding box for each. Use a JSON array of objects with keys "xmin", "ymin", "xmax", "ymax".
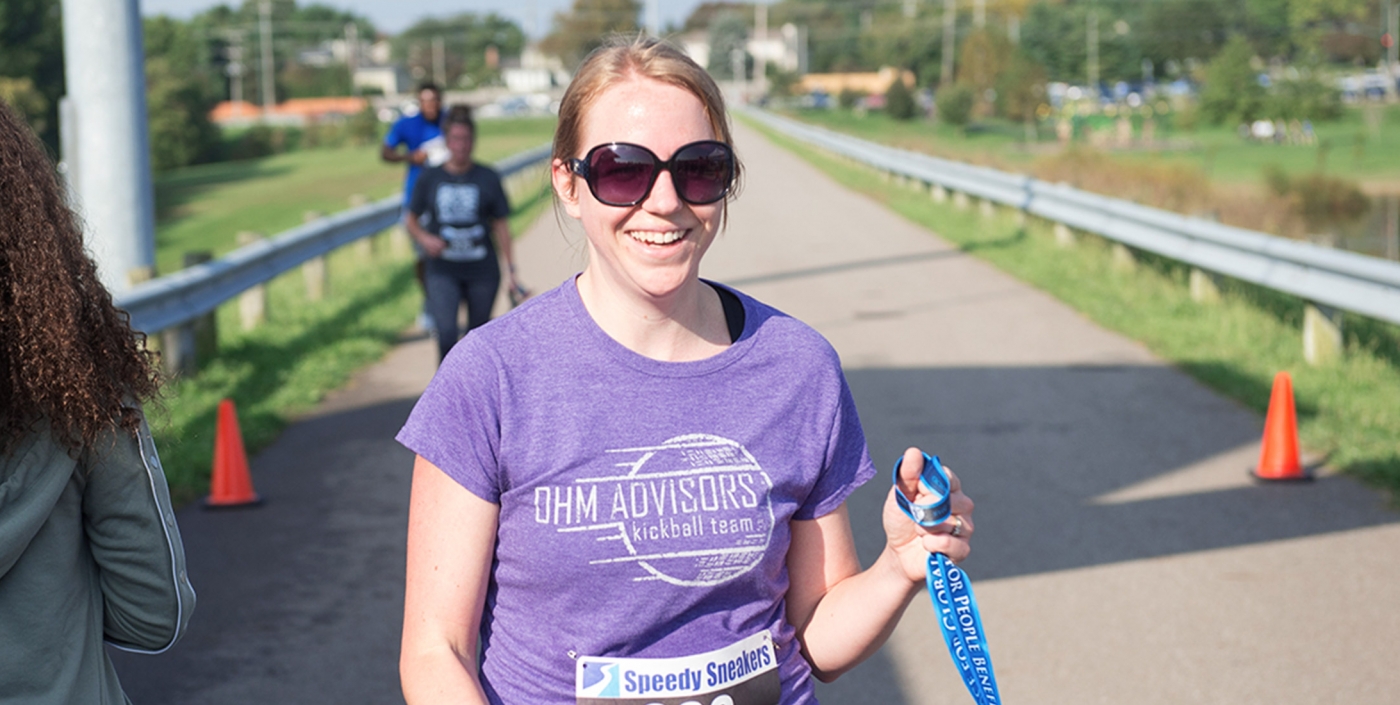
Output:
[{"xmin": 397, "ymin": 277, "xmax": 878, "ymax": 704}]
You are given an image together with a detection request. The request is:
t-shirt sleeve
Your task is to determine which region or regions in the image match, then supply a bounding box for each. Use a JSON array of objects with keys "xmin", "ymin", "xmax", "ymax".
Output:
[
  {"xmin": 396, "ymin": 337, "xmax": 505, "ymax": 503},
  {"xmin": 383, "ymin": 118, "xmax": 404, "ymax": 149},
  {"xmin": 795, "ymin": 369, "xmax": 878, "ymax": 521}
]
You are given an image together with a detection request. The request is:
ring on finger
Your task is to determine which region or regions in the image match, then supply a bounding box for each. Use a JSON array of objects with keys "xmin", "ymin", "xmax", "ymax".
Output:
[{"xmin": 950, "ymin": 515, "xmax": 964, "ymax": 538}]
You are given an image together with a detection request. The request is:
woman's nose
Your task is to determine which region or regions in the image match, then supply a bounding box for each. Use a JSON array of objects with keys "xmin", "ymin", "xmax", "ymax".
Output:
[{"xmin": 642, "ymin": 168, "xmax": 684, "ymax": 213}]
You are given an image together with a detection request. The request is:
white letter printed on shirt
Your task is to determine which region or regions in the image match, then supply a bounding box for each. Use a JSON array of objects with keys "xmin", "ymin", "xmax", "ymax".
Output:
[{"xmin": 537, "ymin": 434, "xmax": 775, "ymax": 587}]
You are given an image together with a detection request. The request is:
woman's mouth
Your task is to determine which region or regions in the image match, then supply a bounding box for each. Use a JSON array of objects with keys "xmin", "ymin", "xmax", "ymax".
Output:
[{"xmin": 626, "ymin": 229, "xmax": 688, "ymax": 245}]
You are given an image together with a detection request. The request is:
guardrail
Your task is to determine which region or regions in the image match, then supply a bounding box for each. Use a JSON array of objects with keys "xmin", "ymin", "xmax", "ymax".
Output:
[
  {"xmin": 115, "ymin": 142, "xmax": 553, "ymax": 362},
  {"xmin": 741, "ymin": 107, "xmax": 1400, "ymax": 363}
]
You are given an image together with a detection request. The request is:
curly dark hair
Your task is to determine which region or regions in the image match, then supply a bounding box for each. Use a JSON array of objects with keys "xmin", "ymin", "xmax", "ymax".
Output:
[{"xmin": 0, "ymin": 98, "xmax": 160, "ymax": 455}]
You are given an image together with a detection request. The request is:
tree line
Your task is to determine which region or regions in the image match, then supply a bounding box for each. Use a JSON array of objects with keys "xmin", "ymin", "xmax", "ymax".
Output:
[{"xmin": 0, "ymin": 0, "xmax": 524, "ymax": 171}]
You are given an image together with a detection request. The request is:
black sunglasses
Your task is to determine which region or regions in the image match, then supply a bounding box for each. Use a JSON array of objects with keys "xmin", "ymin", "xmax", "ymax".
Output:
[{"xmin": 569, "ymin": 140, "xmax": 735, "ymax": 207}]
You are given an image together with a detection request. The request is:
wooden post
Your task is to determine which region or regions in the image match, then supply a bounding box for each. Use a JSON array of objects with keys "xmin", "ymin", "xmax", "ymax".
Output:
[
  {"xmin": 979, "ymin": 198, "xmax": 996, "ymax": 218},
  {"xmin": 1054, "ymin": 222, "xmax": 1077, "ymax": 247},
  {"xmin": 931, "ymin": 183, "xmax": 948, "ymax": 203},
  {"xmin": 1110, "ymin": 242, "xmax": 1136, "ymax": 272},
  {"xmin": 237, "ymin": 231, "xmax": 267, "ymax": 330},
  {"xmin": 161, "ymin": 252, "xmax": 216, "ymax": 376},
  {"xmin": 302, "ymin": 210, "xmax": 328, "ymax": 301},
  {"xmin": 349, "ymin": 194, "xmax": 373, "ymax": 261},
  {"xmin": 952, "ymin": 190, "xmax": 970, "ymax": 210},
  {"xmin": 1303, "ymin": 302, "xmax": 1343, "ymax": 365},
  {"xmin": 1189, "ymin": 267, "xmax": 1221, "ymax": 304}
]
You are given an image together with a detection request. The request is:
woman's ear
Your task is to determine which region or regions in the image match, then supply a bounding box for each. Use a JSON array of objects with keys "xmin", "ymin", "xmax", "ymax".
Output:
[{"xmin": 551, "ymin": 159, "xmax": 582, "ymax": 219}]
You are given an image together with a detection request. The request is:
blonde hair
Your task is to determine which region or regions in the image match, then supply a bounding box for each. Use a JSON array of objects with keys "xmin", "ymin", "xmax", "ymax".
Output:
[{"xmin": 553, "ymin": 35, "xmax": 742, "ymax": 202}]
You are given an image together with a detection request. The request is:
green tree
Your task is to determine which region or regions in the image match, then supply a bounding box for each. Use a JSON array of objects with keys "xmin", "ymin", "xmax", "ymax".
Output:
[
  {"xmin": 1267, "ymin": 71, "xmax": 1343, "ymax": 122},
  {"xmin": 1019, "ymin": 2, "xmax": 1143, "ymax": 85},
  {"xmin": 145, "ymin": 57, "xmax": 224, "ymax": 170},
  {"xmin": 0, "ymin": 0, "xmax": 64, "ymax": 151},
  {"xmin": 393, "ymin": 13, "xmax": 525, "ymax": 89},
  {"xmin": 885, "ymin": 75, "xmax": 916, "ymax": 120},
  {"xmin": 936, "ymin": 83, "xmax": 975, "ymax": 131},
  {"xmin": 1200, "ymin": 36, "xmax": 1266, "ymax": 125},
  {"xmin": 540, "ymin": 0, "xmax": 641, "ymax": 68},
  {"xmin": 996, "ymin": 49, "xmax": 1047, "ymax": 140},
  {"xmin": 957, "ymin": 29, "xmax": 1011, "ymax": 117},
  {"xmin": 144, "ymin": 16, "xmax": 224, "ymax": 170},
  {"xmin": 707, "ymin": 12, "xmax": 750, "ymax": 81}
]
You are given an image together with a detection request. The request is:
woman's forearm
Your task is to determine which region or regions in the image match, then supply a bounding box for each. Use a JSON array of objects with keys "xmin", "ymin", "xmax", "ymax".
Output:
[
  {"xmin": 795, "ymin": 546, "xmax": 922, "ymax": 681},
  {"xmin": 401, "ymin": 641, "xmax": 490, "ymax": 705}
]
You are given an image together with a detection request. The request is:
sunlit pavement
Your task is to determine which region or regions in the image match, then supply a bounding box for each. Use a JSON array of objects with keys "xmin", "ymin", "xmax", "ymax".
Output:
[{"xmin": 111, "ymin": 119, "xmax": 1399, "ymax": 705}]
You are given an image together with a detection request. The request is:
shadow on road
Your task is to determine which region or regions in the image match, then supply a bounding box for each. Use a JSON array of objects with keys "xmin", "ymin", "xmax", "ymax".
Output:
[
  {"xmin": 111, "ymin": 361, "xmax": 1395, "ymax": 705},
  {"xmin": 110, "ymin": 396, "xmax": 418, "ymax": 705},
  {"xmin": 843, "ymin": 365, "xmax": 1396, "ymax": 584}
]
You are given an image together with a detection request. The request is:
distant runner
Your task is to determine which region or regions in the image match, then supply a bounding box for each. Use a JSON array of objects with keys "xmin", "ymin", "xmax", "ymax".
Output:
[{"xmin": 382, "ymin": 82, "xmax": 446, "ymax": 332}]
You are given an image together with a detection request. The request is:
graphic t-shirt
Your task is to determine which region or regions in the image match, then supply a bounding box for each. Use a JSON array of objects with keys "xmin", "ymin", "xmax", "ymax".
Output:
[
  {"xmin": 397, "ymin": 277, "xmax": 878, "ymax": 705},
  {"xmin": 384, "ymin": 111, "xmax": 443, "ymax": 205},
  {"xmin": 408, "ymin": 164, "xmax": 510, "ymax": 269}
]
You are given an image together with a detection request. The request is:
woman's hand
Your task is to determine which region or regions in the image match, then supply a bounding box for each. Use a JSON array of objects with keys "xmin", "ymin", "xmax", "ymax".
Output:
[
  {"xmin": 881, "ymin": 447, "xmax": 974, "ymax": 583},
  {"xmin": 420, "ymin": 235, "xmax": 448, "ymax": 259}
]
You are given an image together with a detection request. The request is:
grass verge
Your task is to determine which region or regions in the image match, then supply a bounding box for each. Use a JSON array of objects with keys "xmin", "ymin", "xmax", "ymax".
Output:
[
  {"xmin": 747, "ymin": 117, "xmax": 1400, "ymax": 502},
  {"xmin": 149, "ymin": 122, "xmax": 556, "ymax": 504}
]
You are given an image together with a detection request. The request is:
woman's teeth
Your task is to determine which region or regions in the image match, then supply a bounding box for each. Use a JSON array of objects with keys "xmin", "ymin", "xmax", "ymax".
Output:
[{"xmin": 628, "ymin": 230, "xmax": 686, "ymax": 245}]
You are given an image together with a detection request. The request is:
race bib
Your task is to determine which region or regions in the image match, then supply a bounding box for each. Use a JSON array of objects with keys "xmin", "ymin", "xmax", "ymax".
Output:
[{"xmin": 575, "ymin": 632, "xmax": 780, "ymax": 705}]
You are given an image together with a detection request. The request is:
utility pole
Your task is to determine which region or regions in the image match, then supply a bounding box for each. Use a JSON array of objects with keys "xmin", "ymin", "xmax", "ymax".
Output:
[
  {"xmin": 345, "ymin": 22, "xmax": 359, "ymax": 96},
  {"xmin": 260, "ymin": 0, "xmax": 275, "ymax": 117},
  {"xmin": 1087, "ymin": 11, "xmax": 1100, "ymax": 98},
  {"xmin": 755, "ymin": 3, "xmax": 768, "ymax": 95},
  {"xmin": 59, "ymin": 0, "xmax": 155, "ymax": 294},
  {"xmin": 226, "ymin": 31, "xmax": 245, "ymax": 104},
  {"xmin": 432, "ymin": 36, "xmax": 446, "ymax": 87},
  {"xmin": 941, "ymin": 0, "xmax": 956, "ymax": 86},
  {"xmin": 1390, "ymin": 2, "xmax": 1399, "ymax": 87}
]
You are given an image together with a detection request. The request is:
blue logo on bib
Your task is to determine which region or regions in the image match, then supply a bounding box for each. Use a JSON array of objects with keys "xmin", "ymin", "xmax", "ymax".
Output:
[{"xmin": 581, "ymin": 662, "xmax": 620, "ymax": 697}]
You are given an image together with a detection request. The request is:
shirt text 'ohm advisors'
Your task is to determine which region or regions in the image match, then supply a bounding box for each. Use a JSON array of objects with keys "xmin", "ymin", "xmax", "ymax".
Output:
[{"xmin": 534, "ymin": 473, "xmax": 764, "ymax": 526}]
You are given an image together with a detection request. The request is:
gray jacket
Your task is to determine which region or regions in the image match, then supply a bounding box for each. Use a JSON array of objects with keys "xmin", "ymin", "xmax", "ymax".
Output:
[{"xmin": 1, "ymin": 413, "xmax": 195, "ymax": 704}]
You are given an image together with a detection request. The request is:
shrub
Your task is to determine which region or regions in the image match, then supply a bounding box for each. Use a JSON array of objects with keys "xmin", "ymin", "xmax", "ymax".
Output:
[
  {"xmin": 1262, "ymin": 165, "xmax": 1370, "ymax": 231},
  {"xmin": 936, "ymin": 84, "xmax": 976, "ymax": 129},
  {"xmin": 885, "ymin": 78, "xmax": 916, "ymax": 120},
  {"xmin": 1267, "ymin": 75, "xmax": 1343, "ymax": 123},
  {"xmin": 838, "ymin": 88, "xmax": 866, "ymax": 110}
]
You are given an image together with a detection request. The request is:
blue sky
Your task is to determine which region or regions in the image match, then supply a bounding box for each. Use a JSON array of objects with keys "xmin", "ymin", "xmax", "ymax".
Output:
[{"xmin": 138, "ymin": 0, "xmax": 718, "ymax": 36}]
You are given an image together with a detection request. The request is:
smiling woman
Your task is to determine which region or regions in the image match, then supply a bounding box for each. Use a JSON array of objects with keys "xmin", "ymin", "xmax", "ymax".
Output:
[{"xmin": 395, "ymin": 35, "xmax": 976, "ymax": 705}]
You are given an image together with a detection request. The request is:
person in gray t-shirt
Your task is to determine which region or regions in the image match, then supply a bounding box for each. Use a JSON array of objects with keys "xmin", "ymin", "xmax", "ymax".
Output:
[{"xmin": 406, "ymin": 104, "xmax": 522, "ymax": 362}]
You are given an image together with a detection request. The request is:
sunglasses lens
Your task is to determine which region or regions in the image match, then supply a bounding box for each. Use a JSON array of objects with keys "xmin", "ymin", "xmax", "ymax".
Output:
[
  {"xmin": 589, "ymin": 145, "xmax": 656, "ymax": 205},
  {"xmin": 672, "ymin": 142, "xmax": 733, "ymax": 205}
]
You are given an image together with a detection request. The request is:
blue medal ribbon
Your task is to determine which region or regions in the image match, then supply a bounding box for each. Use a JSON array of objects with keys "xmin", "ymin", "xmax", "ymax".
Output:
[{"xmin": 893, "ymin": 452, "xmax": 1002, "ymax": 705}]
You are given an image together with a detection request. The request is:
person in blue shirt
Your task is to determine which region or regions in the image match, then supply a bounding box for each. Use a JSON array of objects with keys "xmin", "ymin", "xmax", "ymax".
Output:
[{"xmin": 382, "ymin": 82, "xmax": 445, "ymax": 332}]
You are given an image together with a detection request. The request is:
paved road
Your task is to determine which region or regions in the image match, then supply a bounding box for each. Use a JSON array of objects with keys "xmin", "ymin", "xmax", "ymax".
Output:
[{"xmin": 112, "ymin": 121, "xmax": 1400, "ymax": 704}]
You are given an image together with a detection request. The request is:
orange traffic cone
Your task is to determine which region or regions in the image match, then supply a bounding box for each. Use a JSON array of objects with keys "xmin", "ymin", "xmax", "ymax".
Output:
[
  {"xmin": 205, "ymin": 398, "xmax": 263, "ymax": 507},
  {"xmin": 1252, "ymin": 372, "xmax": 1309, "ymax": 481}
]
